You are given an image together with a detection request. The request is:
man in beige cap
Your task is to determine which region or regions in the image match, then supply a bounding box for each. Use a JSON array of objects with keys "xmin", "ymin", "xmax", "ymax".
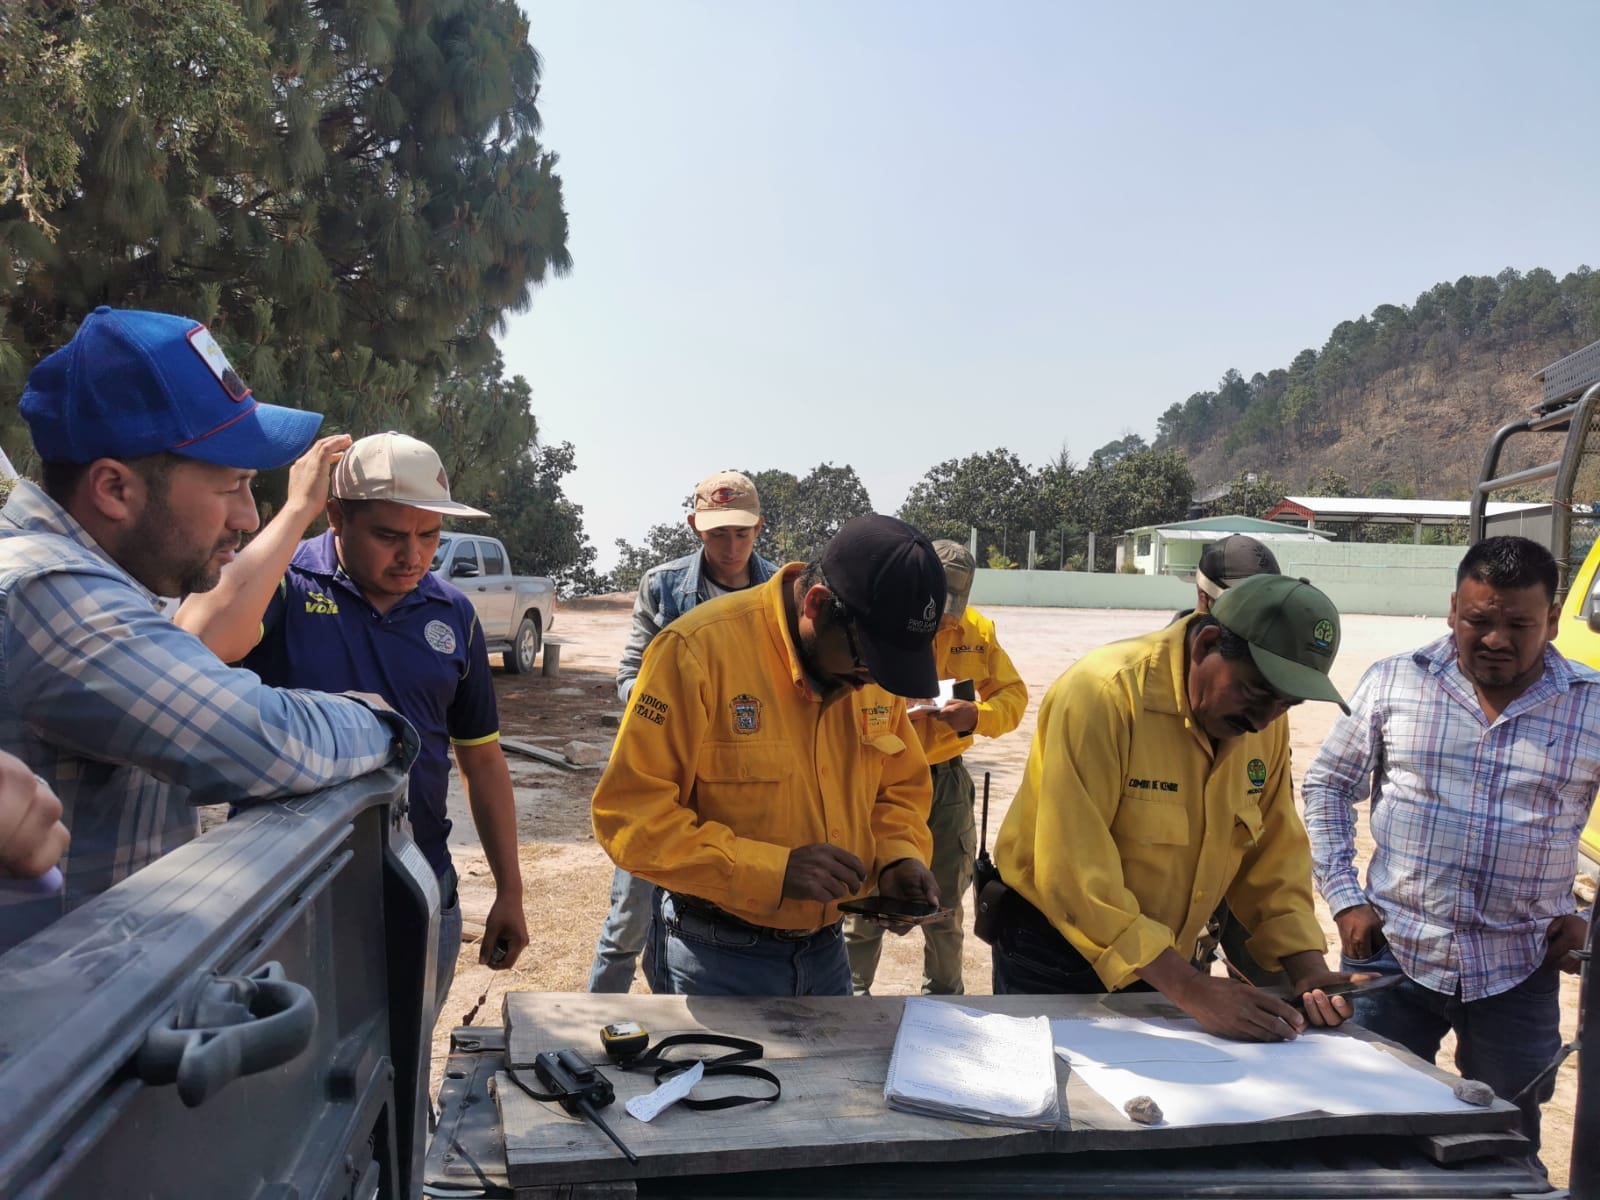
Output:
[
  {"xmin": 177, "ymin": 431, "xmax": 528, "ymax": 1017},
  {"xmin": 588, "ymin": 469, "xmax": 781, "ymax": 992},
  {"xmin": 844, "ymin": 540, "xmax": 1028, "ymax": 994}
]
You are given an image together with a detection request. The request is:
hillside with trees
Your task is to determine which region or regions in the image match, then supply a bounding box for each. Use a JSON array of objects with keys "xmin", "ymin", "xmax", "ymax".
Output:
[{"xmin": 1154, "ymin": 267, "xmax": 1600, "ymax": 499}]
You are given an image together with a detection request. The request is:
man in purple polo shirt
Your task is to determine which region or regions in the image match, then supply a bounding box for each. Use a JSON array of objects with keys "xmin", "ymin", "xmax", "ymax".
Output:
[{"xmin": 178, "ymin": 432, "xmax": 528, "ymax": 1016}]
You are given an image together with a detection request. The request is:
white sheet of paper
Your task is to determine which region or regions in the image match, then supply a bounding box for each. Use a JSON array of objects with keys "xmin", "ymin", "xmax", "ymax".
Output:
[
  {"xmin": 624, "ymin": 1059, "xmax": 704, "ymax": 1122},
  {"xmin": 1051, "ymin": 1017, "xmax": 1477, "ymax": 1127},
  {"xmin": 906, "ymin": 679, "xmax": 958, "ymax": 715},
  {"xmin": 1052, "ymin": 1016, "xmax": 1237, "ymax": 1067}
]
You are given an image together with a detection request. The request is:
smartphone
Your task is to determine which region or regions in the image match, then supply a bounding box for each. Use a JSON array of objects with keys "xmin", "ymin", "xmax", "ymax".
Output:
[{"xmin": 838, "ymin": 896, "xmax": 952, "ymax": 925}]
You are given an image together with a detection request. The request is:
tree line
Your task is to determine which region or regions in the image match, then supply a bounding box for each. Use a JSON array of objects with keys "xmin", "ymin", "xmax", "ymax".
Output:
[{"xmin": 608, "ymin": 444, "xmax": 1197, "ymax": 591}]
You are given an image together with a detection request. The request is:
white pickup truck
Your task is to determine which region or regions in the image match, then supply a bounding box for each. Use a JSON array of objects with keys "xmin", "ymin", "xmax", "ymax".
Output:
[{"xmin": 430, "ymin": 532, "xmax": 557, "ymax": 673}]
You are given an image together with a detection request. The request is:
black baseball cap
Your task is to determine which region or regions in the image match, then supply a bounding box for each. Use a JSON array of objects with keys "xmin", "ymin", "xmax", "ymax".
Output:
[
  {"xmin": 1197, "ymin": 535, "xmax": 1281, "ymax": 600},
  {"xmin": 820, "ymin": 515, "xmax": 945, "ymax": 697}
]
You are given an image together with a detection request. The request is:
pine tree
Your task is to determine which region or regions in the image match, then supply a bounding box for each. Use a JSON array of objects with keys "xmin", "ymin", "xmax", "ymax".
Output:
[{"xmin": 1, "ymin": 0, "xmax": 571, "ymax": 490}]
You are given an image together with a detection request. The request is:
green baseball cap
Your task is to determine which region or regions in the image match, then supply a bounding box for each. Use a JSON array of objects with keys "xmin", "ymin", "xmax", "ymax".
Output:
[{"xmin": 1211, "ymin": 574, "xmax": 1349, "ymax": 714}]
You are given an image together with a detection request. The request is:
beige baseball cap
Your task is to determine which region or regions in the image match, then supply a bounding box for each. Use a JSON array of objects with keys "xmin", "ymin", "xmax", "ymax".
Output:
[
  {"xmin": 932, "ymin": 539, "xmax": 977, "ymax": 619},
  {"xmin": 692, "ymin": 469, "xmax": 761, "ymax": 529},
  {"xmin": 333, "ymin": 431, "xmax": 489, "ymax": 518}
]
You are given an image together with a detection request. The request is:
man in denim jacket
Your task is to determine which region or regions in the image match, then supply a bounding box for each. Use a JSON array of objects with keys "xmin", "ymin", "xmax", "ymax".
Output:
[{"xmin": 588, "ymin": 470, "xmax": 779, "ymax": 992}]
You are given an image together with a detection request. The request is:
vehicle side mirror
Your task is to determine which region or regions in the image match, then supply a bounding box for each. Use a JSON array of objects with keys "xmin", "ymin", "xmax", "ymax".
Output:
[
  {"xmin": 450, "ymin": 562, "xmax": 480, "ymax": 579},
  {"xmin": 1587, "ymin": 580, "xmax": 1600, "ymax": 633}
]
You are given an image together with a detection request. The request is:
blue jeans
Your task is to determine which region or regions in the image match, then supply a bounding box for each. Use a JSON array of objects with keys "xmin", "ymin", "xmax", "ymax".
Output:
[
  {"xmin": 1342, "ymin": 944, "xmax": 1561, "ymax": 1161},
  {"xmin": 587, "ymin": 867, "xmax": 655, "ymax": 993},
  {"xmin": 989, "ymin": 884, "xmax": 1154, "ymax": 996},
  {"xmin": 435, "ymin": 865, "xmax": 462, "ymax": 1021},
  {"xmin": 646, "ymin": 891, "xmax": 852, "ymax": 997}
]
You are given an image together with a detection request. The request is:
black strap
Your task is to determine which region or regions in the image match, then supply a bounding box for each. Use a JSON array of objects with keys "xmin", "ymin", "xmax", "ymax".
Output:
[{"xmin": 619, "ymin": 1034, "xmax": 780, "ymax": 1109}]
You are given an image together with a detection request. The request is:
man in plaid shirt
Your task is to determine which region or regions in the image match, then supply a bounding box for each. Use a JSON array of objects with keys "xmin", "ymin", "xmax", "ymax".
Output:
[{"xmin": 1304, "ymin": 536, "xmax": 1596, "ymax": 1168}]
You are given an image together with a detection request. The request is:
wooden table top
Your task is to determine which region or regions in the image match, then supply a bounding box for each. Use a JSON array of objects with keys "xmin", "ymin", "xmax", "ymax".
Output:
[{"xmin": 495, "ymin": 992, "xmax": 1519, "ymax": 1189}]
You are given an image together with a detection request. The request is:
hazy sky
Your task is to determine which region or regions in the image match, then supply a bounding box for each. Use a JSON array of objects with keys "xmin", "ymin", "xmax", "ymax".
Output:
[{"xmin": 506, "ymin": 2, "xmax": 1599, "ymax": 569}]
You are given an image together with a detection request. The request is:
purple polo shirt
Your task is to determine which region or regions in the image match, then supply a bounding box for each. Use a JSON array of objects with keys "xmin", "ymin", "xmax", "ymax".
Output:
[{"xmin": 242, "ymin": 531, "xmax": 499, "ymax": 875}]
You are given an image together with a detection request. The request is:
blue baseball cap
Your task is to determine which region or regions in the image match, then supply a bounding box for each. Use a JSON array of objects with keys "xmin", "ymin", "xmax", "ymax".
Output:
[{"xmin": 20, "ymin": 307, "xmax": 324, "ymax": 470}]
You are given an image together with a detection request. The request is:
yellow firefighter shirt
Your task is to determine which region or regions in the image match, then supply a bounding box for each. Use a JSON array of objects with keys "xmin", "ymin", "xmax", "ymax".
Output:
[
  {"xmin": 913, "ymin": 605, "xmax": 1029, "ymax": 765},
  {"xmin": 591, "ymin": 565, "xmax": 934, "ymax": 930},
  {"xmin": 992, "ymin": 616, "xmax": 1325, "ymax": 990}
]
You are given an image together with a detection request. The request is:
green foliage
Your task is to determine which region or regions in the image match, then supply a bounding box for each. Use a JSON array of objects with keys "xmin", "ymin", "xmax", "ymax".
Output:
[
  {"xmin": 1068, "ymin": 448, "xmax": 1195, "ymax": 570},
  {"xmin": 1305, "ymin": 468, "xmax": 1351, "ymax": 497},
  {"xmin": 1, "ymin": 0, "xmax": 573, "ymax": 502},
  {"xmin": 752, "ymin": 462, "xmax": 873, "ymax": 562},
  {"xmin": 472, "ymin": 440, "xmax": 604, "ymax": 597},
  {"xmin": 1090, "ymin": 432, "xmax": 1147, "ymax": 465},
  {"xmin": 610, "ymin": 521, "xmax": 699, "ymax": 595},
  {"xmin": 985, "ymin": 546, "xmax": 1017, "ymax": 570},
  {"xmin": 898, "ymin": 448, "xmax": 1042, "ymax": 544},
  {"xmin": 1, "ymin": 2, "xmax": 267, "ymax": 234},
  {"xmin": 1222, "ymin": 471, "xmax": 1285, "ymax": 519},
  {"xmin": 897, "ymin": 443, "xmax": 1192, "ymax": 573}
]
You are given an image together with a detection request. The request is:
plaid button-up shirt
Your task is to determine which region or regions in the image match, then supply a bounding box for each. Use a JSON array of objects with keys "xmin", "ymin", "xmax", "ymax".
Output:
[
  {"xmin": 0, "ymin": 481, "xmax": 407, "ymax": 952},
  {"xmin": 1304, "ymin": 634, "xmax": 1600, "ymax": 1001}
]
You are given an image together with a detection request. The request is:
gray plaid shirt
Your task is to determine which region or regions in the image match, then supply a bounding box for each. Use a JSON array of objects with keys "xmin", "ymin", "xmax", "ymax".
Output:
[{"xmin": 0, "ymin": 481, "xmax": 407, "ymax": 952}]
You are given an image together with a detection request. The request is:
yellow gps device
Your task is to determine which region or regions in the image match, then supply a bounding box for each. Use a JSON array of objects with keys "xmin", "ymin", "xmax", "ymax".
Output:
[{"xmin": 600, "ymin": 1020, "xmax": 649, "ymax": 1061}]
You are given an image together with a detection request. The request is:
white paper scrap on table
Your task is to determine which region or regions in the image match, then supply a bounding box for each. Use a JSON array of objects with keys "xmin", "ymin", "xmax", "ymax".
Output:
[
  {"xmin": 884, "ymin": 997, "xmax": 1060, "ymax": 1128},
  {"xmin": 1052, "ymin": 1017, "xmax": 1478, "ymax": 1127},
  {"xmin": 624, "ymin": 1060, "xmax": 703, "ymax": 1122}
]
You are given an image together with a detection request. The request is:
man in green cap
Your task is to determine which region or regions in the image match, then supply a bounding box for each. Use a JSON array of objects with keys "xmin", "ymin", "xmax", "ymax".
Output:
[{"xmin": 988, "ymin": 574, "xmax": 1362, "ymax": 1041}]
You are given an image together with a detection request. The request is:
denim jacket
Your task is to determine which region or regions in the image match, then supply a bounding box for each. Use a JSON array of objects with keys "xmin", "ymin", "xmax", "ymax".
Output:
[{"xmin": 615, "ymin": 547, "xmax": 780, "ymax": 701}]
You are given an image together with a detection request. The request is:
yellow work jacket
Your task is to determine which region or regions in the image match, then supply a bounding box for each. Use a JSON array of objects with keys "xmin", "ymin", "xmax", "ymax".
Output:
[
  {"xmin": 591, "ymin": 565, "xmax": 934, "ymax": 930},
  {"xmin": 914, "ymin": 606, "xmax": 1029, "ymax": 765},
  {"xmin": 993, "ymin": 616, "xmax": 1325, "ymax": 990}
]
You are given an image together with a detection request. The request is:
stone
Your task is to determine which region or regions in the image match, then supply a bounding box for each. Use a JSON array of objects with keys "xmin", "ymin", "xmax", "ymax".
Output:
[
  {"xmin": 1452, "ymin": 1078, "xmax": 1496, "ymax": 1107},
  {"xmin": 562, "ymin": 739, "xmax": 612, "ymax": 767},
  {"xmin": 599, "ymin": 711, "xmax": 625, "ymax": 728},
  {"xmin": 1123, "ymin": 1094, "xmax": 1163, "ymax": 1125}
]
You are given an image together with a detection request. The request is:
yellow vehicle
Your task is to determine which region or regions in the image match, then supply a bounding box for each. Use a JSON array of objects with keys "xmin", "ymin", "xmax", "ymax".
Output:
[{"xmin": 1473, "ymin": 336, "xmax": 1600, "ymax": 876}]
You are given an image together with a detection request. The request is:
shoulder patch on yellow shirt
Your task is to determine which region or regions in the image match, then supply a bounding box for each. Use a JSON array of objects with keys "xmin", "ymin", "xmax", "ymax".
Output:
[
  {"xmin": 633, "ymin": 693, "xmax": 669, "ymax": 726},
  {"xmin": 729, "ymin": 693, "xmax": 763, "ymax": 735}
]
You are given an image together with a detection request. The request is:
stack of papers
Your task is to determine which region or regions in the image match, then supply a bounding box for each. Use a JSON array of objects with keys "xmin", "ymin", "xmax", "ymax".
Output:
[{"xmin": 884, "ymin": 998, "xmax": 1060, "ymax": 1128}]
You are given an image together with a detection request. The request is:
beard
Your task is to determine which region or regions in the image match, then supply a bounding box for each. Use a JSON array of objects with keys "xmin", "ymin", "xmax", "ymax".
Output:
[{"xmin": 117, "ymin": 488, "xmax": 239, "ymax": 598}]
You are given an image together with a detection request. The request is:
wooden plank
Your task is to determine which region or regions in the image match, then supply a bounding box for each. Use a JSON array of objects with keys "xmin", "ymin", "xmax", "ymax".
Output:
[
  {"xmin": 501, "ymin": 738, "xmax": 578, "ymax": 770},
  {"xmin": 1418, "ymin": 1129, "xmax": 1532, "ymax": 1165},
  {"xmin": 496, "ymin": 993, "xmax": 1521, "ymax": 1189}
]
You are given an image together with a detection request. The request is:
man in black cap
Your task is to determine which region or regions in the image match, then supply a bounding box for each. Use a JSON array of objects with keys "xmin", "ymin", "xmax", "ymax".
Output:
[
  {"xmin": 591, "ymin": 514, "xmax": 945, "ymax": 996},
  {"xmin": 1176, "ymin": 534, "xmax": 1282, "ymax": 621}
]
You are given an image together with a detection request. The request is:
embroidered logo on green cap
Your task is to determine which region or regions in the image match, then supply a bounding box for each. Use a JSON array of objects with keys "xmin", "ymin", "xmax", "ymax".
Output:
[
  {"xmin": 1247, "ymin": 758, "xmax": 1267, "ymax": 787},
  {"xmin": 1312, "ymin": 618, "xmax": 1335, "ymax": 649}
]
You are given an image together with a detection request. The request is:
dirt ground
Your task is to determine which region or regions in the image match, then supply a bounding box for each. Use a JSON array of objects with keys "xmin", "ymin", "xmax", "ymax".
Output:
[{"xmin": 437, "ymin": 597, "xmax": 1584, "ymax": 1186}]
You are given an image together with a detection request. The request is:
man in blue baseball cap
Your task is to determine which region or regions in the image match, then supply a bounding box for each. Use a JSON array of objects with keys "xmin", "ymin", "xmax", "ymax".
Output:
[{"xmin": 0, "ymin": 308, "xmax": 417, "ymax": 952}]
